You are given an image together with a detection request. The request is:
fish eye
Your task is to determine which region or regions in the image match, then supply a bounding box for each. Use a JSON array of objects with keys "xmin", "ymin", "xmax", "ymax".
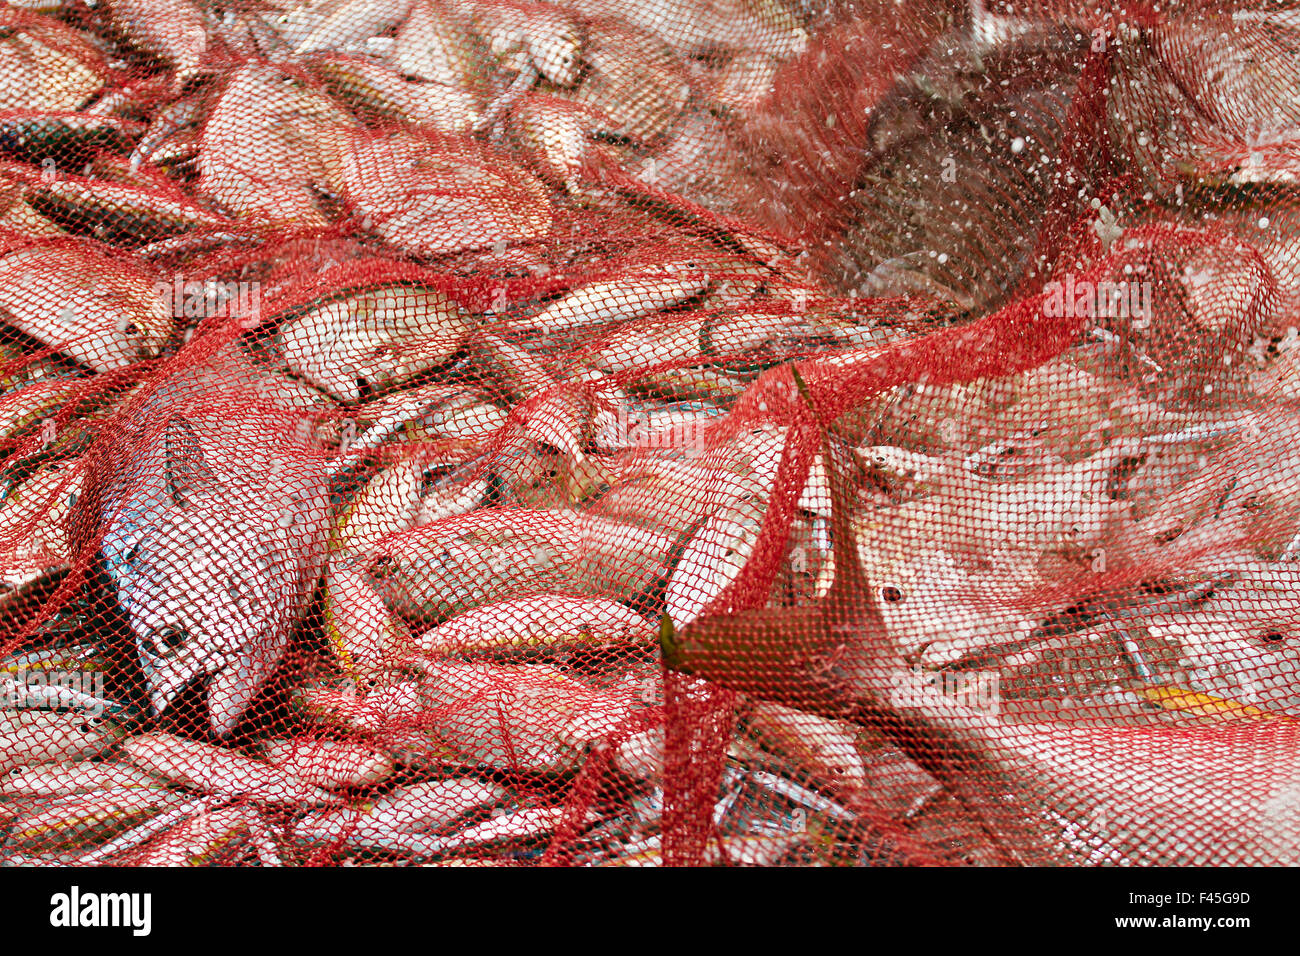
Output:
[
  {"xmin": 1260, "ymin": 630, "xmax": 1287, "ymax": 644},
  {"xmin": 881, "ymin": 586, "xmax": 905, "ymax": 603},
  {"xmin": 143, "ymin": 624, "xmax": 187, "ymax": 658}
]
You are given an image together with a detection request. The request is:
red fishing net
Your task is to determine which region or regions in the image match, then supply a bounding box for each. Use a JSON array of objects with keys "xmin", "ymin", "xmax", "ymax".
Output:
[{"xmin": 0, "ymin": 0, "xmax": 1297, "ymax": 867}]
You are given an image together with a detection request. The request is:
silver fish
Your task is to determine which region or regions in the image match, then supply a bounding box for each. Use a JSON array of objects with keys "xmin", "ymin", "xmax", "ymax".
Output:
[{"xmin": 98, "ymin": 343, "xmax": 434, "ymax": 735}]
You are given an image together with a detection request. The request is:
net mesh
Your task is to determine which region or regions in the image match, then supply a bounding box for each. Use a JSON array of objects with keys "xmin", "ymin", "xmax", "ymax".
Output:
[{"xmin": 0, "ymin": 0, "xmax": 1297, "ymax": 867}]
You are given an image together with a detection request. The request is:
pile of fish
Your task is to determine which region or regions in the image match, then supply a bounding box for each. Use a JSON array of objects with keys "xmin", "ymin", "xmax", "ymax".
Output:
[{"xmin": 0, "ymin": 0, "xmax": 1298, "ymax": 866}]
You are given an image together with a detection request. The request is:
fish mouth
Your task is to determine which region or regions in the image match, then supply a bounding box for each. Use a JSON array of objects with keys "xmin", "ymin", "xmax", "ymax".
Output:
[
  {"xmin": 206, "ymin": 655, "xmax": 278, "ymax": 738},
  {"xmin": 139, "ymin": 630, "xmax": 217, "ymax": 721},
  {"xmin": 144, "ymin": 652, "xmax": 270, "ymax": 738}
]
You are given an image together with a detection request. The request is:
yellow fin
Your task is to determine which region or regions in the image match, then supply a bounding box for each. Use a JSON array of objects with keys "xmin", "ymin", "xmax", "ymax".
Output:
[{"xmin": 1139, "ymin": 685, "xmax": 1294, "ymax": 723}]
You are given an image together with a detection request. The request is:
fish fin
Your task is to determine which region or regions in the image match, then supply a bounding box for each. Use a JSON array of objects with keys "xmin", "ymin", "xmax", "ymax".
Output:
[
  {"xmin": 163, "ymin": 416, "xmax": 218, "ymax": 508},
  {"xmin": 789, "ymin": 367, "xmax": 870, "ymax": 605}
]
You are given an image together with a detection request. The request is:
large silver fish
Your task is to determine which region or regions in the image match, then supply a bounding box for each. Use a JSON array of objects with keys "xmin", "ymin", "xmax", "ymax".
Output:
[{"xmin": 97, "ymin": 344, "xmax": 423, "ymax": 735}]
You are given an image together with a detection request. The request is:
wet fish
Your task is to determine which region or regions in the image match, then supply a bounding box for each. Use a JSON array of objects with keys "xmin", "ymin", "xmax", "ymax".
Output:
[
  {"xmin": 0, "ymin": 710, "xmax": 123, "ymax": 771},
  {"xmin": 112, "ymin": 802, "xmax": 254, "ymax": 866},
  {"xmin": 392, "ymin": 0, "xmax": 486, "ymax": 89},
  {"xmin": 0, "ymin": 760, "xmax": 165, "ymax": 798},
  {"xmin": 292, "ymin": 0, "xmax": 414, "ymax": 55},
  {"xmin": 470, "ymin": 0, "xmax": 583, "ymax": 87},
  {"xmin": 0, "ymin": 12, "xmax": 106, "ymax": 112},
  {"xmin": 260, "ymin": 736, "xmax": 395, "ymax": 789},
  {"xmin": 340, "ymin": 129, "xmax": 553, "ymax": 258},
  {"xmin": 275, "ymin": 282, "xmax": 474, "ymax": 403},
  {"xmin": 369, "ymin": 507, "xmax": 680, "ymax": 623},
  {"xmin": 98, "ymin": 343, "xmax": 436, "ymax": 734},
  {"xmin": 122, "ymin": 732, "xmax": 340, "ymax": 805},
  {"xmin": 559, "ymin": 0, "xmax": 807, "ymax": 59},
  {"xmin": 0, "ymin": 242, "xmax": 173, "ymax": 373},
  {"xmin": 291, "ymin": 777, "xmax": 509, "ymax": 850},
  {"xmin": 408, "ymin": 658, "xmax": 642, "ymax": 775},
  {"xmin": 308, "ymin": 54, "xmax": 483, "ymax": 133},
  {"xmin": 3, "ymin": 786, "xmax": 188, "ymax": 853},
  {"xmin": 196, "ymin": 63, "xmax": 359, "ymax": 228},
  {"xmin": 104, "ymin": 0, "xmax": 208, "ymax": 90},
  {"xmin": 568, "ymin": 19, "xmax": 689, "ymax": 144},
  {"xmin": 409, "ymin": 593, "xmax": 656, "ymax": 657}
]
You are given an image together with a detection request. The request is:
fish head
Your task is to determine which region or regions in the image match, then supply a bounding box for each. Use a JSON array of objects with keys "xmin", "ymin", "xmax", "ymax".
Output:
[
  {"xmin": 104, "ymin": 300, "xmax": 171, "ymax": 367},
  {"xmin": 108, "ymin": 502, "xmax": 303, "ymax": 737}
]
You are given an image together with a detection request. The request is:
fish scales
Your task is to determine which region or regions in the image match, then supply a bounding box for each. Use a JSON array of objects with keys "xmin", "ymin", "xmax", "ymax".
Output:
[{"xmin": 97, "ymin": 346, "xmax": 336, "ymax": 736}]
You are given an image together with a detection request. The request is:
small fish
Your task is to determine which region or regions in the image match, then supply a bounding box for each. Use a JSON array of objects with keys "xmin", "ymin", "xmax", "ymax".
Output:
[
  {"xmin": 0, "ymin": 242, "xmax": 173, "ymax": 373},
  {"xmin": 260, "ymin": 737, "xmax": 395, "ymax": 789},
  {"xmin": 391, "ymin": 0, "xmax": 486, "ymax": 89},
  {"xmin": 323, "ymin": 559, "xmax": 416, "ymax": 677},
  {"xmin": 661, "ymin": 379, "xmax": 1300, "ymax": 865},
  {"xmin": 197, "ymin": 64, "xmax": 359, "ymax": 228},
  {"xmin": 0, "ymin": 710, "xmax": 124, "ymax": 772},
  {"xmin": 0, "ymin": 13, "xmax": 106, "ymax": 112},
  {"xmin": 560, "ymin": 0, "xmax": 807, "ymax": 59},
  {"xmin": 611, "ymin": 726, "xmax": 664, "ymax": 784},
  {"xmin": 0, "ymin": 380, "xmax": 82, "ymax": 455},
  {"xmin": 21, "ymin": 176, "xmax": 235, "ymax": 246},
  {"xmin": 292, "ymin": 0, "xmax": 415, "ymax": 55},
  {"xmin": 525, "ymin": 258, "xmax": 708, "ymax": 339},
  {"xmin": 409, "ymin": 593, "xmax": 656, "ymax": 658},
  {"xmin": 291, "ymin": 778, "xmax": 508, "ymax": 849},
  {"xmin": 742, "ymin": 698, "xmax": 870, "ymax": 799},
  {"xmin": 0, "ymin": 455, "xmax": 83, "ymax": 590},
  {"xmin": 114, "ymin": 802, "xmax": 254, "ymax": 866},
  {"xmin": 567, "ymin": 19, "xmax": 689, "ymax": 143},
  {"xmin": 275, "ymin": 283, "xmax": 473, "ymax": 403},
  {"xmin": 3, "ymin": 786, "xmax": 187, "ymax": 853},
  {"xmin": 0, "ymin": 760, "xmax": 166, "ymax": 798},
  {"xmin": 408, "ymin": 659, "xmax": 642, "ymax": 775},
  {"xmin": 104, "ymin": 0, "xmax": 209, "ymax": 90},
  {"xmin": 397, "ymin": 387, "xmax": 510, "ymax": 446},
  {"xmin": 370, "ymin": 507, "xmax": 679, "ymax": 622},
  {"xmin": 470, "ymin": 0, "xmax": 583, "ymax": 87},
  {"xmin": 307, "ymin": 54, "xmax": 483, "ymax": 133},
  {"xmin": 665, "ymin": 497, "xmax": 767, "ymax": 626},
  {"xmin": 302, "ymin": 678, "xmax": 429, "ymax": 734},
  {"xmin": 332, "ymin": 445, "xmax": 486, "ymax": 556},
  {"xmin": 510, "ymin": 93, "xmax": 595, "ymax": 194},
  {"xmin": 339, "ymin": 129, "xmax": 553, "ymax": 259},
  {"xmin": 121, "ymin": 732, "xmax": 340, "ymax": 805}
]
